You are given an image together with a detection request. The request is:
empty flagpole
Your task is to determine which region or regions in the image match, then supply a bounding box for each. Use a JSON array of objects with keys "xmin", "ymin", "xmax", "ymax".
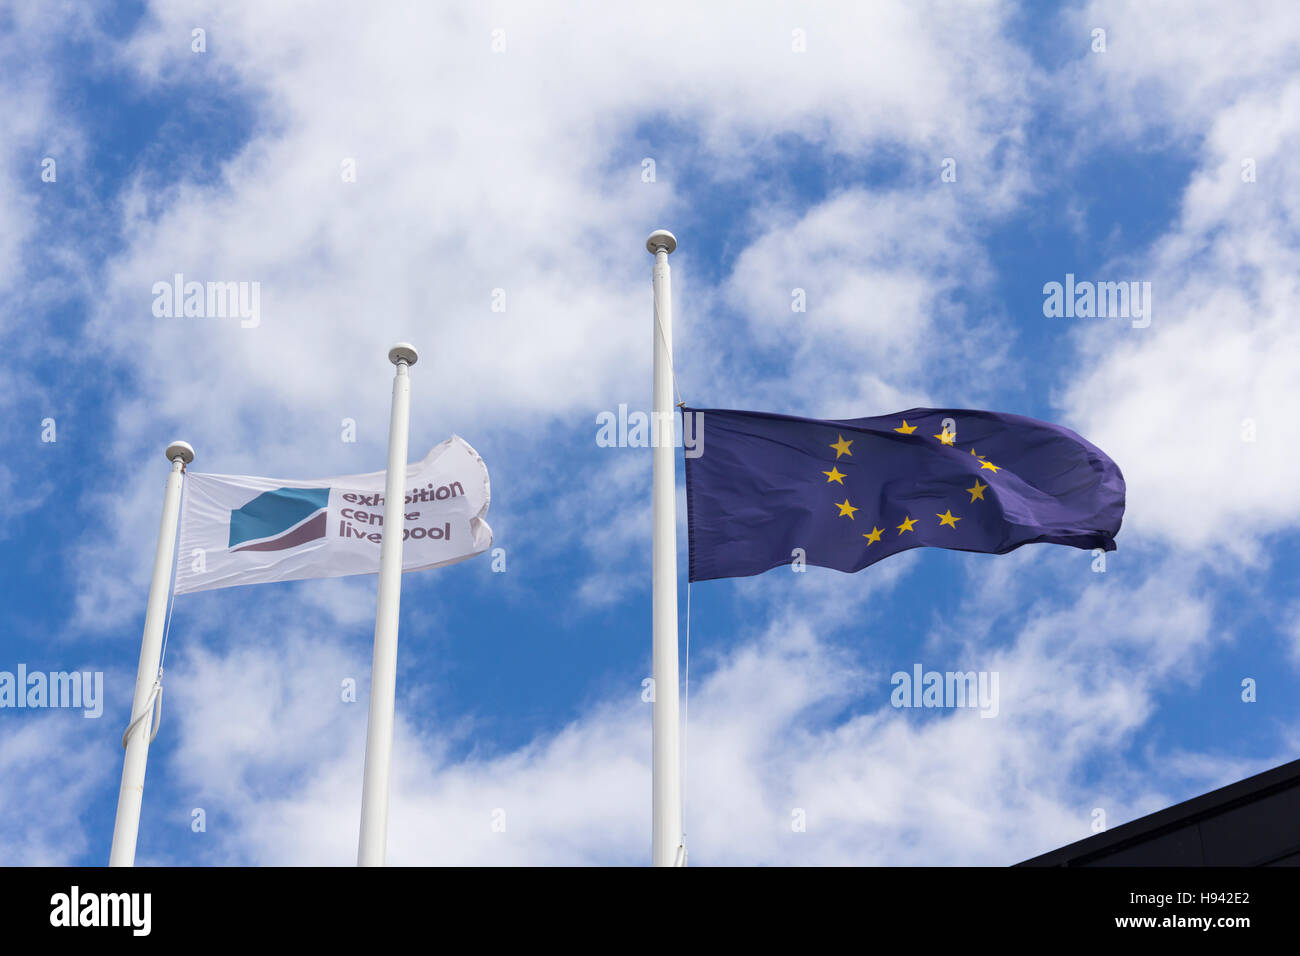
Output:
[
  {"xmin": 109, "ymin": 440, "xmax": 193, "ymax": 867},
  {"xmin": 647, "ymin": 230, "xmax": 684, "ymax": 866},
  {"xmin": 357, "ymin": 342, "xmax": 418, "ymax": 866}
]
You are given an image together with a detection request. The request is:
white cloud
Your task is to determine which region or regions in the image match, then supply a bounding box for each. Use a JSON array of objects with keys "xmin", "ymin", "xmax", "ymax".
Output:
[
  {"xmin": 719, "ymin": 188, "xmax": 1012, "ymax": 415},
  {"xmin": 1060, "ymin": 1, "xmax": 1300, "ymax": 557},
  {"xmin": 0, "ymin": 713, "xmax": 116, "ymax": 865},
  {"xmin": 141, "ymin": 553, "xmax": 1260, "ymax": 866},
  {"xmin": 65, "ymin": 0, "xmax": 1039, "ymax": 630},
  {"xmin": 0, "ymin": 0, "xmax": 97, "ymax": 296},
  {"xmin": 1068, "ymin": 0, "xmax": 1300, "ymax": 142},
  {"xmin": 0, "ymin": 1, "xmax": 102, "ymax": 530},
  {"xmin": 95, "ymin": 0, "xmax": 1036, "ymax": 432}
]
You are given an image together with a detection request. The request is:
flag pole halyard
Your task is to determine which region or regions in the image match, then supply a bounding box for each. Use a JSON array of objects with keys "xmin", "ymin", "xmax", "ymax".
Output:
[
  {"xmin": 109, "ymin": 440, "xmax": 193, "ymax": 867},
  {"xmin": 357, "ymin": 343, "xmax": 418, "ymax": 866},
  {"xmin": 647, "ymin": 231, "xmax": 684, "ymax": 866}
]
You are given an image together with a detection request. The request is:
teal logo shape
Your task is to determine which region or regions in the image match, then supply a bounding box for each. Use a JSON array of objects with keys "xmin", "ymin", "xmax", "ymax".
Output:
[{"xmin": 228, "ymin": 487, "xmax": 330, "ymax": 552}]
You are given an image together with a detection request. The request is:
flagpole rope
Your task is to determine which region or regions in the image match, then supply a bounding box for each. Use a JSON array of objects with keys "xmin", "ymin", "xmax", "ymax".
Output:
[
  {"xmin": 158, "ymin": 562, "xmax": 178, "ymax": 673},
  {"xmin": 654, "ymin": 295, "xmax": 686, "ymax": 409},
  {"xmin": 121, "ymin": 679, "xmax": 163, "ymax": 748}
]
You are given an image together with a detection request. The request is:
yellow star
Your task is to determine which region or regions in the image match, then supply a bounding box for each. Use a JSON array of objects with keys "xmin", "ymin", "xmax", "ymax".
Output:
[
  {"xmin": 835, "ymin": 499, "xmax": 858, "ymax": 520},
  {"xmin": 934, "ymin": 429, "xmax": 956, "ymax": 445},
  {"xmin": 862, "ymin": 526, "xmax": 883, "ymax": 545},
  {"xmin": 937, "ymin": 509, "xmax": 961, "ymax": 528},
  {"xmin": 979, "ymin": 460, "xmax": 1001, "ymax": 473},
  {"xmin": 966, "ymin": 479, "xmax": 987, "ymax": 502},
  {"xmin": 822, "ymin": 466, "xmax": 846, "ymax": 484},
  {"xmin": 894, "ymin": 420, "xmax": 917, "ymax": 434},
  {"xmin": 970, "ymin": 448, "xmax": 986, "ymax": 460},
  {"xmin": 897, "ymin": 515, "xmax": 917, "ymax": 534},
  {"xmin": 830, "ymin": 434, "xmax": 853, "ymax": 458}
]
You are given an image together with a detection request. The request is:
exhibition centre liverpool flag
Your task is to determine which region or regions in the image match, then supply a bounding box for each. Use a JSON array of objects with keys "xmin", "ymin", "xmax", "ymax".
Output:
[
  {"xmin": 174, "ymin": 436, "xmax": 492, "ymax": 594},
  {"xmin": 683, "ymin": 407, "xmax": 1124, "ymax": 582}
]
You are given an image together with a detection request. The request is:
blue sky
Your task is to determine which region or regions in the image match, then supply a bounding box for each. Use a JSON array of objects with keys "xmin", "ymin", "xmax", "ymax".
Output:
[{"xmin": 2, "ymin": 0, "xmax": 1299, "ymax": 865}]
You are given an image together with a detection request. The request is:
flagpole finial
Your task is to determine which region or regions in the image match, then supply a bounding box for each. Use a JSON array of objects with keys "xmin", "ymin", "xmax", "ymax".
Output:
[
  {"xmin": 165, "ymin": 441, "xmax": 194, "ymax": 465},
  {"xmin": 388, "ymin": 343, "xmax": 419, "ymax": 367},
  {"xmin": 646, "ymin": 230, "xmax": 677, "ymax": 255}
]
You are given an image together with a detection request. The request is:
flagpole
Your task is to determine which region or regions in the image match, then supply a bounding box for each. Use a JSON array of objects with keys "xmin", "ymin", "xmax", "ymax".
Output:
[
  {"xmin": 109, "ymin": 440, "xmax": 193, "ymax": 867},
  {"xmin": 647, "ymin": 230, "xmax": 684, "ymax": 866},
  {"xmin": 357, "ymin": 342, "xmax": 418, "ymax": 866}
]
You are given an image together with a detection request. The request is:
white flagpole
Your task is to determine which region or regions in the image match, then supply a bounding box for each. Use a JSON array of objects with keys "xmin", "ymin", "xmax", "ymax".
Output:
[
  {"xmin": 357, "ymin": 342, "xmax": 418, "ymax": 866},
  {"xmin": 109, "ymin": 439, "xmax": 193, "ymax": 867},
  {"xmin": 647, "ymin": 230, "xmax": 684, "ymax": 866}
]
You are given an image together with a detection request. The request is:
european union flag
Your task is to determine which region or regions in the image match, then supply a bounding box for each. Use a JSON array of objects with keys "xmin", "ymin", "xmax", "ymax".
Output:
[{"xmin": 683, "ymin": 407, "xmax": 1124, "ymax": 582}]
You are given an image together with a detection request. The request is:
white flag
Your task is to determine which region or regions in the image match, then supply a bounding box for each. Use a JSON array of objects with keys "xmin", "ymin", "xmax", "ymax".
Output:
[{"xmin": 174, "ymin": 436, "xmax": 491, "ymax": 595}]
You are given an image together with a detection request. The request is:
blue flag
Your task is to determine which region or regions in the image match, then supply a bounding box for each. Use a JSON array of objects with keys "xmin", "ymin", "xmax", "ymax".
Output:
[{"xmin": 683, "ymin": 407, "xmax": 1124, "ymax": 582}]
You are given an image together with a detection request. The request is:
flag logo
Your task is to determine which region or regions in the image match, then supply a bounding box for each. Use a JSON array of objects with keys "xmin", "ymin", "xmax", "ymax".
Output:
[
  {"xmin": 228, "ymin": 486, "xmax": 330, "ymax": 552},
  {"xmin": 175, "ymin": 436, "xmax": 493, "ymax": 595}
]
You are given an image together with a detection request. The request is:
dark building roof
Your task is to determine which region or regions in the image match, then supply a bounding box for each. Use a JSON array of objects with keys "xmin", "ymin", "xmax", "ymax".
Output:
[{"xmin": 1017, "ymin": 757, "xmax": 1300, "ymax": 866}]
